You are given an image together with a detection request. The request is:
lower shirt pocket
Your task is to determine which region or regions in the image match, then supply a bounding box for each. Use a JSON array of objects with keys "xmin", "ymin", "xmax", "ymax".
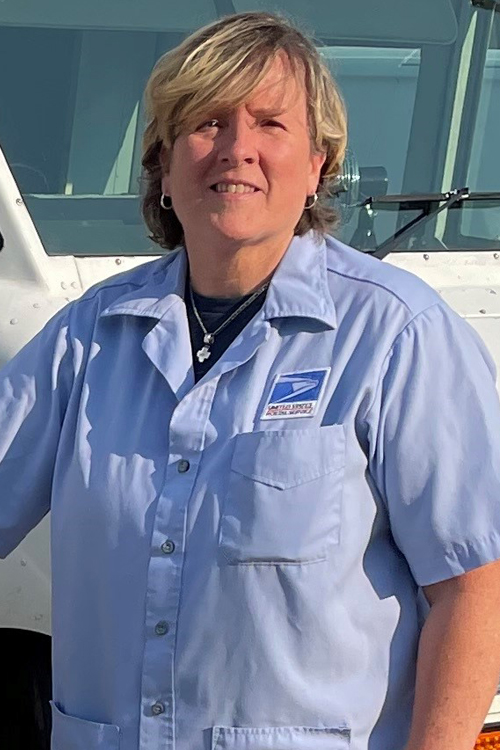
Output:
[
  {"xmin": 50, "ymin": 701, "xmax": 121, "ymax": 750},
  {"xmin": 212, "ymin": 726, "xmax": 350, "ymax": 750}
]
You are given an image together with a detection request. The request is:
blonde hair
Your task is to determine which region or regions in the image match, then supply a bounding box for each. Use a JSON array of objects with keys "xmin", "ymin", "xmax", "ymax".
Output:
[{"xmin": 142, "ymin": 11, "xmax": 347, "ymax": 250}]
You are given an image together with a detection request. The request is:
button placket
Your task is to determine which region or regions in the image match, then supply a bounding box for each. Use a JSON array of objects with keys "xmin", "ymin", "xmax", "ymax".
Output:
[{"xmin": 139, "ymin": 379, "xmax": 219, "ymax": 750}]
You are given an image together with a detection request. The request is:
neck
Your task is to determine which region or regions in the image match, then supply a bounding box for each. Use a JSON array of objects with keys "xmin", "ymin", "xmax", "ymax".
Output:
[{"xmin": 185, "ymin": 232, "xmax": 293, "ymax": 298}]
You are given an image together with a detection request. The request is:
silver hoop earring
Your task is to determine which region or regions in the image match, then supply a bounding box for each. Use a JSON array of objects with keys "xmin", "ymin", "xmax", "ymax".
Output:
[
  {"xmin": 160, "ymin": 193, "xmax": 173, "ymax": 211},
  {"xmin": 304, "ymin": 193, "xmax": 318, "ymax": 210}
]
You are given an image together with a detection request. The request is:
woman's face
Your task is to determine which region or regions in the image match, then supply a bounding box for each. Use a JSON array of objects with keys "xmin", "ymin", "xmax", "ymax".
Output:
[{"xmin": 161, "ymin": 54, "xmax": 326, "ymax": 251}]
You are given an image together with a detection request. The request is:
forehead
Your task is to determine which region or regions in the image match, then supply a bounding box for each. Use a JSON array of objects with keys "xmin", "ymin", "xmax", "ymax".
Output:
[
  {"xmin": 173, "ymin": 52, "xmax": 309, "ymax": 138},
  {"xmin": 246, "ymin": 54, "xmax": 306, "ymax": 113}
]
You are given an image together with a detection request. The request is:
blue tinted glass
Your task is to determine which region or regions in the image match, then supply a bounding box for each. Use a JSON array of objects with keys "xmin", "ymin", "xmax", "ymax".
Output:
[
  {"xmin": 0, "ymin": 1, "xmax": 498, "ymax": 255},
  {"xmin": 460, "ymin": 13, "xmax": 500, "ymax": 243}
]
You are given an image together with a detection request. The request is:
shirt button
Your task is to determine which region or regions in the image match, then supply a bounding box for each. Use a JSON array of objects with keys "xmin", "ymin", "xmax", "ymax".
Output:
[
  {"xmin": 151, "ymin": 702, "xmax": 165, "ymax": 716},
  {"xmin": 155, "ymin": 620, "xmax": 169, "ymax": 636},
  {"xmin": 177, "ymin": 459, "xmax": 190, "ymax": 473},
  {"xmin": 161, "ymin": 540, "xmax": 175, "ymax": 555}
]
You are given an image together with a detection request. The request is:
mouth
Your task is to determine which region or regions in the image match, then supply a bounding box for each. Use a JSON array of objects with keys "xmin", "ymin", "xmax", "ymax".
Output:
[{"xmin": 209, "ymin": 182, "xmax": 260, "ymax": 195}]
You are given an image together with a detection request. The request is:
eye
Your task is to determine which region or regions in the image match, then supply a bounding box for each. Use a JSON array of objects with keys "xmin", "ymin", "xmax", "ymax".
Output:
[
  {"xmin": 261, "ymin": 119, "xmax": 285, "ymax": 129},
  {"xmin": 197, "ymin": 118, "xmax": 220, "ymax": 131}
]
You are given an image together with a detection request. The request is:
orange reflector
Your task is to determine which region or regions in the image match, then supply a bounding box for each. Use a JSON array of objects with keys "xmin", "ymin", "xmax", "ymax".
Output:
[{"xmin": 475, "ymin": 729, "xmax": 500, "ymax": 749}]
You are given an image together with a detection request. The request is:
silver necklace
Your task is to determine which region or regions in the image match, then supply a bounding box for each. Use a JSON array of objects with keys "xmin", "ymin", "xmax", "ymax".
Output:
[{"xmin": 189, "ymin": 281, "xmax": 269, "ymax": 363}]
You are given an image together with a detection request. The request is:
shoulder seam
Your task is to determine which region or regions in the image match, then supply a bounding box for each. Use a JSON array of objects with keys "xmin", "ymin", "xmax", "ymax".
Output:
[
  {"xmin": 327, "ymin": 266, "xmax": 417, "ymax": 314},
  {"xmin": 77, "ymin": 279, "xmax": 148, "ymax": 306},
  {"xmin": 74, "ymin": 261, "xmax": 168, "ymax": 307},
  {"xmin": 364, "ymin": 300, "xmax": 444, "ymax": 421}
]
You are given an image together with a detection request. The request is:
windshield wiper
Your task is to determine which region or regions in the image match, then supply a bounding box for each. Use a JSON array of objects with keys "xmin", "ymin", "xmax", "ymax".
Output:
[{"xmin": 361, "ymin": 188, "xmax": 500, "ymax": 259}]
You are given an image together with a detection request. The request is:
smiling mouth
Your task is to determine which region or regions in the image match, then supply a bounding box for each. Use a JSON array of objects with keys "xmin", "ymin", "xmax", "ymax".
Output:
[{"xmin": 210, "ymin": 183, "xmax": 260, "ymax": 194}]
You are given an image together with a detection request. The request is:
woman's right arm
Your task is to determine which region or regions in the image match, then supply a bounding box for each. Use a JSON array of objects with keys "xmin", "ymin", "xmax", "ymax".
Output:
[{"xmin": 0, "ymin": 306, "xmax": 75, "ymax": 558}]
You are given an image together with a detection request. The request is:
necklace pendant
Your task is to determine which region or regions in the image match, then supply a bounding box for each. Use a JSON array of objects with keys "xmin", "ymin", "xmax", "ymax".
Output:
[
  {"xmin": 196, "ymin": 345, "xmax": 211, "ymax": 363},
  {"xmin": 203, "ymin": 333, "xmax": 215, "ymax": 345}
]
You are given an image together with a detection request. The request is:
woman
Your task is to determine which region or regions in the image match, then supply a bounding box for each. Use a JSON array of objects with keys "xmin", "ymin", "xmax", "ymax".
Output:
[{"xmin": 1, "ymin": 12, "xmax": 500, "ymax": 750}]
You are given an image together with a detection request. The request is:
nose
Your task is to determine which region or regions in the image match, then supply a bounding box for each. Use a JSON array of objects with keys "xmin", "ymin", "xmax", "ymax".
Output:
[{"xmin": 217, "ymin": 113, "xmax": 258, "ymax": 167}]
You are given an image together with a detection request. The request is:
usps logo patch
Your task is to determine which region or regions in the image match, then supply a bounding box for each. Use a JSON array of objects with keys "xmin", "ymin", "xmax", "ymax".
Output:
[{"xmin": 261, "ymin": 368, "xmax": 331, "ymax": 420}]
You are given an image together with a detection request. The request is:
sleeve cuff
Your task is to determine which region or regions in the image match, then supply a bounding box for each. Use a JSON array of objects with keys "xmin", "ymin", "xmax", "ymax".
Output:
[{"xmin": 409, "ymin": 532, "xmax": 500, "ymax": 586}]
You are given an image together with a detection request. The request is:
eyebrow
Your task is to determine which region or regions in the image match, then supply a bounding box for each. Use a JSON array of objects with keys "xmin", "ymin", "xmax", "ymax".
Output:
[{"xmin": 248, "ymin": 107, "xmax": 288, "ymax": 118}]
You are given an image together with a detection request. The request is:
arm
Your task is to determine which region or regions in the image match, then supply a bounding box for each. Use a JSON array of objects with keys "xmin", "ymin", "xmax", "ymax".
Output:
[
  {"xmin": 405, "ymin": 560, "xmax": 500, "ymax": 750},
  {"xmin": 366, "ymin": 304, "xmax": 500, "ymax": 747},
  {"xmin": 0, "ymin": 305, "xmax": 74, "ymax": 558}
]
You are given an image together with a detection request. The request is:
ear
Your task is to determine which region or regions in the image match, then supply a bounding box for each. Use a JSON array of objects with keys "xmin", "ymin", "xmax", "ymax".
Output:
[{"xmin": 307, "ymin": 151, "xmax": 327, "ymax": 195}]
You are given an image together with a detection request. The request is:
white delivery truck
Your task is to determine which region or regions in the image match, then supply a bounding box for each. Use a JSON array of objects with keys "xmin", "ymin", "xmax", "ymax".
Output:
[{"xmin": 0, "ymin": 0, "xmax": 499, "ymax": 747}]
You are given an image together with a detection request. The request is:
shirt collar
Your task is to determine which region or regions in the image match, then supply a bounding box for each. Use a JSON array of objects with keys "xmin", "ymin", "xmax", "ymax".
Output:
[
  {"xmin": 263, "ymin": 232, "xmax": 337, "ymax": 330},
  {"xmin": 100, "ymin": 231, "xmax": 336, "ymax": 330}
]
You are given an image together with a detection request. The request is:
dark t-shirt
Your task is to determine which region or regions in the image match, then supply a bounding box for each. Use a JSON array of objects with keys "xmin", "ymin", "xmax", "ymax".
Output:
[{"xmin": 185, "ymin": 278, "xmax": 267, "ymax": 383}]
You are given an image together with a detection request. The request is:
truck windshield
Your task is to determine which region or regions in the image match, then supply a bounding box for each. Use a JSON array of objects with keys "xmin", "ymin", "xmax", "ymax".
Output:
[{"xmin": 0, "ymin": 0, "xmax": 498, "ymax": 256}]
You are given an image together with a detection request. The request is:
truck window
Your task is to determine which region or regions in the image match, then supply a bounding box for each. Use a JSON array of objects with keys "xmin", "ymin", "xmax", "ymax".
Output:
[
  {"xmin": 0, "ymin": 0, "xmax": 497, "ymax": 256},
  {"xmin": 459, "ymin": 13, "xmax": 500, "ymax": 244}
]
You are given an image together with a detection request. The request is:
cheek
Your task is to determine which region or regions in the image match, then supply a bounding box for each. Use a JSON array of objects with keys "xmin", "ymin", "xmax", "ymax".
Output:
[
  {"xmin": 266, "ymin": 146, "xmax": 314, "ymax": 197},
  {"xmin": 169, "ymin": 141, "xmax": 212, "ymax": 193}
]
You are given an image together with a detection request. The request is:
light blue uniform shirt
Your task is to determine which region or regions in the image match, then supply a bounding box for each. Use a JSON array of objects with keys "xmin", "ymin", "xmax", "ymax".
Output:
[{"xmin": 1, "ymin": 232, "xmax": 500, "ymax": 750}]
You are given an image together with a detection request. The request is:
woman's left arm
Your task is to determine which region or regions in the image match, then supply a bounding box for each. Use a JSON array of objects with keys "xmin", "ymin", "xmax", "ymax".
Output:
[{"xmin": 405, "ymin": 560, "xmax": 500, "ymax": 750}]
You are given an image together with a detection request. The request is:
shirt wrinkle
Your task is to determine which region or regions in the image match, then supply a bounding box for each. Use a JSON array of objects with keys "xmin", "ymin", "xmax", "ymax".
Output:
[{"xmin": 362, "ymin": 300, "xmax": 443, "ymax": 441}]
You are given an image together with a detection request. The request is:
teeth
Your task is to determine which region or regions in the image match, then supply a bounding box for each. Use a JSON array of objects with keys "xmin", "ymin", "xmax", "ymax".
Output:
[{"xmin": 214, "ymin": 183, "xmax": 256, "ymax": 194}]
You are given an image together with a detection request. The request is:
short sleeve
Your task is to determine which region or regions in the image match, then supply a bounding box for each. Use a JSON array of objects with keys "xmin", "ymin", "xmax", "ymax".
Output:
[
  {"xmin": 368, "ymin": 302, "xmax": 500, "ymax": 586},
  {"xmin": 0, "ymin": 305, "xmax": 74, "ymax": 558}
]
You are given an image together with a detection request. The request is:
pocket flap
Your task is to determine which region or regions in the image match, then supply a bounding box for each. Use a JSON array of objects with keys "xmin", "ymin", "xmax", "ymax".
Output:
[
  {"xmin": 213, "ymin": 726, "xmax": 350, "ymax": 750},
  {"xmin": 51, "ymin": 701, "xmax": 120, "ymax": 750},
  {"xmin": 230, "ymin": 426, "xmax": 345, "ymax": 489}
]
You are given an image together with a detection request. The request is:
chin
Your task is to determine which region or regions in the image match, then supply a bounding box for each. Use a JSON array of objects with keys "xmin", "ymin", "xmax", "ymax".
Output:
[{"xmin": 210, "ymin": 218, "xmax": 260, "ymax": 243}]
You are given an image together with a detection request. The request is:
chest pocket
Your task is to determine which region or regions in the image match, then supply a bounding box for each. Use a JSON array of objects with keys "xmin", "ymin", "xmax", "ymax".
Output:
[{"xmin": 219, "ymin": 425, "xmax": 345, "ymax": 565}]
